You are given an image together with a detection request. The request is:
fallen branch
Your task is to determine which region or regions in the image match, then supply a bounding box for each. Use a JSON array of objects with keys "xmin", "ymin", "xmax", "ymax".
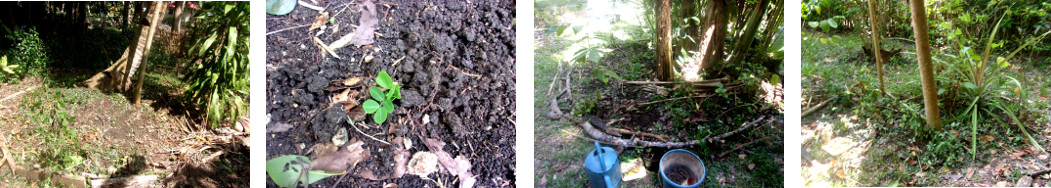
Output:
[
  {"xmin": 638, "ymin": 94, "xmax": 711, "ymax": 106},
  {"xmin": 716, "ymin": 137, "xmax": 772, "ymax": 159},
  {"xmin": 801, "ymin": 97, "xmax": 835, "ymax": 118},
  {"xmin": 704, "ymin": 116, "xmax": 769, "ymax": 143},
  {"xmin": 266, "ymin": 24, "xmax": 311, "ymax": 35},
  {"xmin": 611, "ymin": 128, "xmax": 669, "ymax": 142},
  {"xmin": 0, "ymin": 85, "xmax": 38, "ymax": 104},
  {"xmin": 298, "ymin": 0, "xmax": 325, "ymax": 11},
  {"xmin": 581, "ymin": 120, "xmax": 698, "ymax": 148}
]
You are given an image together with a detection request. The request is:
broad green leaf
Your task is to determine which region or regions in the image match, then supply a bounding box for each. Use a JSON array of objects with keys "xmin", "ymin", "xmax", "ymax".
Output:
[
  {"xmin": 808, "ymin": 21, "xmax": 819, "ymax": 28},
  {"xmin": 369, "ymin": 87, "xmax": 384, "ymax": 102},
  {"xmin": 376, "ymin": 71, "xmax": 393, "ymax": 89},
  {"xmin": 199, "ymin": 32, "xmax": 218, "ymax": 56},
  {"xmin": 227, "ymin": 26, "xmax": 238, "ymax": 63},
  {"xmin": 819, "ymin": 20, "xmax": 831, "ymax": 32},
  {"xmin": 373, "ymin": 111, "xmax": 388, "ymax": 124},
  {"xmin": 962, "ymin": 82, "xmax": 978, "ymax": 90},
  {"xmin": 363, "ymin": 100, "xmax": 380, "ymax": 113},
  {"xmin": 382, "ymin": 100, "xmax": 394, "ymax": 114},
  {"xmin": 266, "ymin": 155, "xmax": 310, "ymax": 188},
  {"xmin": 826, "ymin": 18, "xmax": 838, "ymax": 28},
  {"xmin": 266, "ymin": 0, "xmax": 296, "ymax": 15},
  {"xmin": 587, "ymin": 49, "xmax": 601, "ymax": 63}
]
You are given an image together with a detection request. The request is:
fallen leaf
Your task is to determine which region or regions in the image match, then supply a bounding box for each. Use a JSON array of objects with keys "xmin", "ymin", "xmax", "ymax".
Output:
[
  {"xmin": 342, "ymin": 77, "xmax": 364, "ymax": 87},
  {"xmin": 916, "ymin": 172, "xmax": 926, "ymax": 178},
  {"xmin": 310, "ymin": 12, "xmax": 330, "ymax": 31},
  {"xmin": 349, "ymin": 0, "xmax": 378, "ymax": 46},
  {"xmin": 267, "ymin": 122, "xmax": 294, "ymax": 133},
  {"xmin": 1040, "ymin": 154, "xmax": 1049, "ymax": 160},
  {"xmin": 422, "ymin": 137, "xmax": 476, "ymax": 188},
  {"xmin": 406, "ymin": 152, "xmax": 439, "ymax": 177},
  {"xmin": 310, "ymin": 140, "xmax": 369, "ymax": 173},
  {"xmin": 996, "ymin": 181, "xmax": 1008, "ymax": 187},
  {"xmin": 965, "ymin": 167, "xmax": 974, "ymax": 179},
  {"xmin": 748, "ymin": 164, "xmax": 755, "ymax": 170},
  {"xmin": 738, "ymin": 154, "xmax": 747, "ymax": 160},
  {"xmin": 1011, "ymin": 151, "xmax": 1026, "ymax": 160},
  {"xmin": 982, "ymin": 135, "xmax": 995, "ymax": 142},
  {"xmin": 940, "ymin": 174, "xmax": 963, "ymax": 181},
  {"xmin": 348, "ymin": 106, "xmax": 367, "ymax": 121}
]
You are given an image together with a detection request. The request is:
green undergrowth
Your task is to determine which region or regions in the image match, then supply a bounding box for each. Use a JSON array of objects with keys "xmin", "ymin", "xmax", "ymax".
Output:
[
  {"xmin": 803, "ymin": 30, "xmax": 1051, "ymax": 186},
  {"xmin": 14, "ymin": 87, "xmax": 145, "ymax": 176}
]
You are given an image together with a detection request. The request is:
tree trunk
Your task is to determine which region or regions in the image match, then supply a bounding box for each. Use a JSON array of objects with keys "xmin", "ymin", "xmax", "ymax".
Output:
[
  {"xmin": 173, "ymin": 1, "xmax": 185, "ymax": 33},
  {"xmin": 908, "ymin": 0, "xmax": 941, "ymax": 129},
  {"xmin": 77, "ymin": 2, "xmax": 86, "ymax": 32},
  {"xmin": 132, "ymin": 1, "xmax": 165, "ymax": 105},
  {"xmin": 727, "ymin": 0, "xmax": 769, "ymax": 68},
  {"xmin": 680, "ymin": 0, "xmax": 699, "ymax": 57},
  {"xmin": 82, "ymin": 2, "xmax": 156, "ymax": 91},
  {"xmin": 867, "ymin": 0, "xmax": 886, "ymax": 93},
  {"xmin": 655, "ymin": 0, "xmax": 673, "ymax": 81},
  {"xmin": 693, "ymin": 0, "xmax": 727, "ymax": 80},
  {"xmin": 122, "ymin": 1, "xmax": 128, "ymax": 28}
]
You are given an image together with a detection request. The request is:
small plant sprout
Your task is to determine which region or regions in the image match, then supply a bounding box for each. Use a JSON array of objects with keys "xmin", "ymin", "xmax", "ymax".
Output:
[
  {"xmin": 266, "ymin": 155, "xmax": 342, "ymax": 188},
  {"xmin": 361, "ymin": 70, "xmax": 401, "ymax": 124}
]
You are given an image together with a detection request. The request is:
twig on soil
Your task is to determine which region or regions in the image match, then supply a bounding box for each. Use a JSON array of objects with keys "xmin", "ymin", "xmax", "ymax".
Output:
[
  {"xmin": 447, "ymin": 64, "xmax": 481, "ymax": 78},
  {"xmin": 561, "ymin": 129, "xmax": 617, "ymax": 146},
  {"xmin": 716, "ymin": 137, "xmax": 772, "ymax": 159},
  {"xmin": 802, "ymin": 97, "xmax": 836, "ymax": 118},
  {"xmin": 351, "ymin": 121, "xmax": 390, "ymax": 145},
  {"xmin": 704, "ymin": 116, "xmax": 770, "ymax": 143},
  {"xmin": 637, "ymin": 94, "xmax": 712, "ymax": 106},
  {"xmin": 298, "ymin": 0, "xmax": 325, "ymax": 11},
  {"xmin": 0, "ymin": 85, "xmax": 38, "ymax": 104},
  {"xmin": 313, "ymin": 36, "xmax": 343, "ymax": 59},
  {"xmin": 266, "ymin": 24, "xmax": 311, "ymax": 36},
  {"xmin": 611, "ymin": 128, "xmax": 670, "ymax": 142}
]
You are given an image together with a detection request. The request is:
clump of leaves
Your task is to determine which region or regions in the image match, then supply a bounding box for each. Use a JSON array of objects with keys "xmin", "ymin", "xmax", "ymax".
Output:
[
  {"xmin": 0, "ymin": 56, "xmax": 19, "ymax": 75},
  {"xmin": 362, "ymin": 71, "xmax": 401, "ymax": 124},
  {"xmin": 184, "ymin": 1, "xmax": 250, "ymax": 128},
  {"xmin": 266, "ymin": 155, "xmax": 342, "ymax": 188}
]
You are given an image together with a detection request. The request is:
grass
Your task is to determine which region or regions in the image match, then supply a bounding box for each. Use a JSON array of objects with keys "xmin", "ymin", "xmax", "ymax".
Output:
[{"xmin": 802, "ymin": 29, "xmax": 1051, "ymax": 186}]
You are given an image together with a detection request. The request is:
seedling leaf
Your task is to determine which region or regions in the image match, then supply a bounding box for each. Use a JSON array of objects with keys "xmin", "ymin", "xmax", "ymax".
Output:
[
  {"xmin": 363, "ymin": 100, "xmax": 380, "ymax": 114},
  {"xmin": 369, "ymin": 87, "xmax": 384, "ymax": 102},
  {"xmin": 374, "ymin": 110, "xmax": 388, "ymax": 124},
  {"xmin": 382, "ymin": 100, "xmax": 395, "ymax": 114},
  {"xmin": 377, "ymin": 71, "xmax": 393, "ymax": 89}
]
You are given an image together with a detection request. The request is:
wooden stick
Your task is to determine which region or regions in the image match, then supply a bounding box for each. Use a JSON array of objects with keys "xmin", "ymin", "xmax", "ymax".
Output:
[
  {"xmin": 351, "ymin": 122, "xmax": 390, "ymax": 145},
  {"xmin": 704, "ymin": 116, "xmax": 769, "ymax": 143},
  {"xmin": 716, "ymin": 137, "xmax": 772, "ymax": 159},
  {"xmin": 0, "ymin": 85, "xmax": 38, "ymax": 104},
  {"xmin": 266, "ymin": 24, "xmax": 310, "ymax": 35},
  {"xmin": 801, "ymin": 97, "xmax": 835, "ymax": 118},
  {"xmin": 638, "ymin": 94, "xmax": 711, "ymax": 106},
  {"xmin": 611, "ymin": 128, "xmax": 669, "ymax": 142}
]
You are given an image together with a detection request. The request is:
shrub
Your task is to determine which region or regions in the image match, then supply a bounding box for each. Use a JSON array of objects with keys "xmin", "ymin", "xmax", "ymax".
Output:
[{"xmin": 184, "ymin": 2, "xmax": 250, "ymax": 128}]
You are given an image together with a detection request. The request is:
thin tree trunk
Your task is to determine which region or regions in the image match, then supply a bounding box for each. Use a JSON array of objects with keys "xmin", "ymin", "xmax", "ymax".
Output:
[
  {"xmin": 173, "ymin": 1, "xmax": 185, "ymax": 33},
  {"xmin": 727, "ymin": 0, "xmax": 769, "ymax": 68},
  {"xmin": 655, "ymin": 0, "xmax": 673, "ymax": 81},
  {"xmin": 867, "ymin": 0, "xmax": 886, "ymax": 93},
  {"xmin": 77, "ymin": 2, "xmax": 86, "ymax": 32},
  {"xmin": 908, "ymin": 0, "xmax": 941, "ymax": 129},
  {"xmin": 695, "ymin": 0, "xmax": 727, "ymax": 80},
  {"xmin": 133, "ymin": 1, "xmax": 165, "ymax": 105},
  {"xmin": 122, "ymin": 1, "xmax": 128, "ymax": 28}
]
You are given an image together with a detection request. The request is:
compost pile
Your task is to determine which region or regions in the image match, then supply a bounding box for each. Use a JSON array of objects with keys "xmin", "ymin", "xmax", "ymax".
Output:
[{"xmin": 266, "ymin": 0, "xmax": 515, "ymax": 187}]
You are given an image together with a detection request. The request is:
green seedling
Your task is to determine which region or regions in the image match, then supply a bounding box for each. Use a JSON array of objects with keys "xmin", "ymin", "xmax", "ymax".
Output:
[
  {"xmin": 362, "ymin": 70, "xmax": 401, "ymax": 124},
  {"xmin": 266, "ymin": 155, "xmax": 342, "ymax": 188}
]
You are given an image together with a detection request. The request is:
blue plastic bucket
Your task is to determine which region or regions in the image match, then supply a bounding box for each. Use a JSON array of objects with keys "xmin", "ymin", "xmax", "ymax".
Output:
[{"xmin": 659, "ymin": 149, "xmax": 705, "ymax": 188}]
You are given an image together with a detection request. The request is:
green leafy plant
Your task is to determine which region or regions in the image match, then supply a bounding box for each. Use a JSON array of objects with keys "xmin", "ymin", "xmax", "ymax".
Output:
[
  {"xmin": 362, "ymin": 71, "xmax": 400, "ymax": 124},
  {"xmin": 184, "ymin": 2, "xmax": 250, "ymax": 128},
  {"xmin": 266, "ymin": 0, "xmax": 297, "ymax": 16},
  {"xmin": 933, "ymin": 10, "xmax": 1051, "ymax": 160},
  {"xmin": 1, "ymin": 26, "xmax": 49, "ymax": 80},
  {"xmin": 0, "ymin": 56, "xmax": 19, "ymax": 75},
  {"xmin": 266, "ymin": 155, "xmax": 342, "ymax": 188}
]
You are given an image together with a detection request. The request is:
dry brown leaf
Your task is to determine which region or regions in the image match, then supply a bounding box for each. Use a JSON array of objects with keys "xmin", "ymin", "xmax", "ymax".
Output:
[
  {"xmin": 1011, "ymin": 151, "xmax": 1026, "ymax": 160},
  {"xmin": 982, "ymin": 135, "xmax": 995, "ymax": 142},
  {"xmin": 1040, "ymin": 154, "xmax": 1049, "ymax": 160},
  {"xmin": 738, "ymin": 154, "xmax": 747, "ymax": 160},
  {"xmin": 965, "ymin": 167, "xmax": 974, "ymax": 179},
  {"xmin": 347, "ymin": 106, "xmax": 367, "ymax": 121},
  {"xmin": 267, "ymin": 123, "xmax": 295, "ymax": 133},
  {"xmin": 406, "ymin": 152, "xmax": 439, "ymax": 177},
  {"xmin": 343, "ymin": 77, "xmax": 364, "ymax": 87},
  {"xmin": 310, "ymin": 12, "xmax": 330, "ymax": 31},
  {"xmin": 310, "ymin": 140, "xmax": 369, "ymax": 173},
  {"xmin": 747, "ymin": 164, "xmax": 755, "ymax": 170},
  {"xmin": 422, "ymin": 137, "xmax": 476, "ymax": 188}
]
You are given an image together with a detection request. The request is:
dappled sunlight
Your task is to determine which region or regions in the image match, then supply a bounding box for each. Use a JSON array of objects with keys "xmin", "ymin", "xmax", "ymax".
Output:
[{"xmin": 802, "ymin": 114, "xmax": 877, "ymax": 187}]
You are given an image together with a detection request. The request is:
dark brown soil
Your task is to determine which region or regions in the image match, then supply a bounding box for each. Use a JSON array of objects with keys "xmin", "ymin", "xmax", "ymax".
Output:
[
  {"xmin": 266, "ymin": 0, "xmax": 516, "ymax": 187},
  {"xmin": 666, "ymin": 165, "xmax": 695, "ymax": 186}
]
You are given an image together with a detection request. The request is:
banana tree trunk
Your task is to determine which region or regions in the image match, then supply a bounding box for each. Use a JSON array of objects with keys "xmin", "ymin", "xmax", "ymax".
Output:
[
  {"xmin": 727, "ymin": 0, "xmax": 769, "ymax": 68},
  {"xmin": 655, "ymin": 0, "xmax": 673, "ymax": 81}
]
